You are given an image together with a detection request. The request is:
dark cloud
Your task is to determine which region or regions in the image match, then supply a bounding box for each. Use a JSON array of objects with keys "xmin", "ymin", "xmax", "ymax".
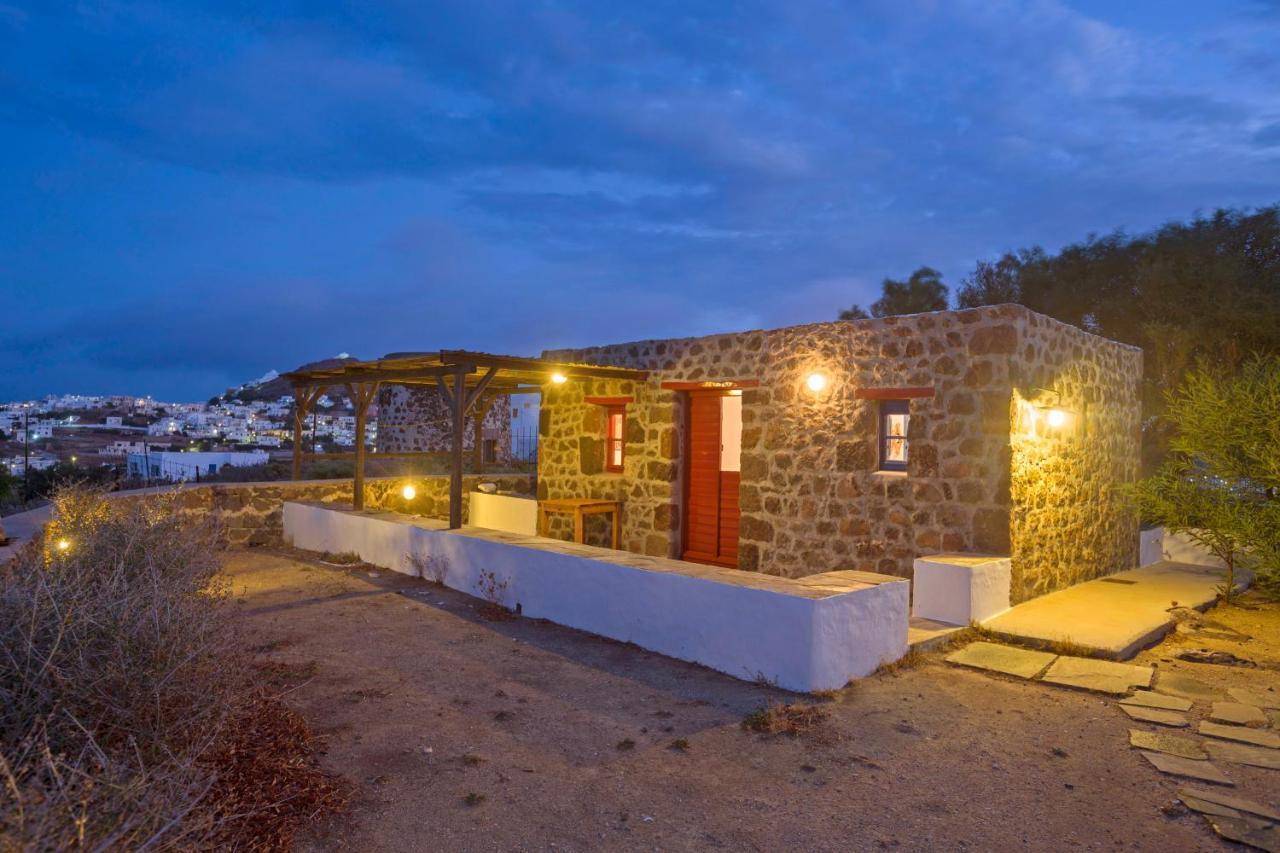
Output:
[{"xmin": 1, "ymin": 0, "xmax": 1279, "ymax": 399}]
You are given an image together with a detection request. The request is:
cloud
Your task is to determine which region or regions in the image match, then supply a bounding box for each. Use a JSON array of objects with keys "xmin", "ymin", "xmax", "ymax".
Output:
[{"xmin": 2, "ymin": 0, "xmax": 1280, "ymax": 399}]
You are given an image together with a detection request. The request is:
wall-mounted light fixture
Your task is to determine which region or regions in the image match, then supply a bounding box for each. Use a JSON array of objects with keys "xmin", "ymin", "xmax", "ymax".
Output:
[
  {"xmin": 401, "ymin": 484, "xmax": 417, "ymax": 501},
  {"xmin": 805, "ymin": 373, "xmax": 828, "ymax": 393},
  {"xmin": 1025, "ymin": 387, "xmax": 1077, "ymax": 434},
  {"xmin": 56, "ymin": 538, "xmax": 71, "ymax": 552},
  {"xmin": 550, "ymin": 372, "xmax": 568, "ymax": 384}
]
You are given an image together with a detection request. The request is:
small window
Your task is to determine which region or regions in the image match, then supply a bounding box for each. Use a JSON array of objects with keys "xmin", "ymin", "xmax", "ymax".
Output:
[
  {"xmin": 605, "ymin": 405, "xmax": 625, "ymax": 472},
  {"xmin": 879, "ymin": 399, "xmax": 910, "ymax": 472}
]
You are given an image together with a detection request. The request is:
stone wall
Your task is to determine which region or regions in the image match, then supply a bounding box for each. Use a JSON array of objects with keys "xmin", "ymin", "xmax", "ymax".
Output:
[
  {"xmin": 540, "ymin": 304, "xmax": 1141, "ymax": 599},
  {"xmin": 376, "ymin": 385, "xmax": 512, "ymax": 462},
  {"xmin": 165, "ymin": 474, "xmax": 534, "ymax": 547},
  {"xmin": 1007, "ymin": 311, "xmax": 1143, "ymax": 600}
]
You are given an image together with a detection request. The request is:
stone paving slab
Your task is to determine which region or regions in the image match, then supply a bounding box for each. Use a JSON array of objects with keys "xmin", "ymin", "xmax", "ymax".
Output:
[
  {"xmin": 1206, "ymin": 740, "xmax": 1280, "ymax": 770},
  {"xmin": 1140, "ymin": 751, "xmax": 1234, "ymax": 785},
  {"xmin": 907, "ymin": 616, "xmax": 963, "ymax": 652},
  {"xmin": 1123, "ymin": 705, "xmax": 1190, "ymax": 727},
  {"xmin": 1180, "ymin": 787, "xmax": 1280, "ymax": 822},
  {"xmin": 1120, "ymin": 691, "xmax": 1194, "ymax": 712},
  {"xmin": 1201, "ymin": 721, "xmax": 1280, "ymax": 749},
  {"xmin": 982, "ymin": 561, "xmax": 1234, "ymax": 659},
  {"xmin": 1041, "ymin": 656, "xmax": 1153, "ymax": 695},
  {"xmin": 945, "ymin": 642, "xmax": 1057, "ymax": 679},
  {"xmin": 1204, "ymin": 814, "xmax": 1280, "ymax": 852},
  {"xmin": 1230, "ymin": 687, "xmax": 1280, "ymax": 710},
  {"xmin": 1211, "ymin": 702, "xmax": 1269, "ymax": 727},
  {"xmin": 1129, "ymin": 728, "xmax": 1207, "ymax": 760},
  {"xmin": 1158, "ymin": 671, "xmax": 1225, "ymax": 702}
]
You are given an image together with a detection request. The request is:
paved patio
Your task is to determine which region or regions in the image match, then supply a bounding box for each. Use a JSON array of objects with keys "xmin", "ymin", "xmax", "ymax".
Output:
[{"xmin": 983, "ymin": 560, "xmax": 1239, "ymax": 659}]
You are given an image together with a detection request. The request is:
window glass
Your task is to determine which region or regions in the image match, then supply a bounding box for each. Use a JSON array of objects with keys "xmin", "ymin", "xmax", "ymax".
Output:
[
  {"xmin": 606, "ymin": 407, "xmax": 625, "ymax": 471},
  {"xmin": 879, "ymin": 400, "xmax": 910, "ymax": 471}
]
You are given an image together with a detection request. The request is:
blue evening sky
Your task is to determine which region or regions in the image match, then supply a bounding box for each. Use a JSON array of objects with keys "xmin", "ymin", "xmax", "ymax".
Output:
[{"xmin": 2, "ymin": 0, "xmax": 1279, "ymax": 400}]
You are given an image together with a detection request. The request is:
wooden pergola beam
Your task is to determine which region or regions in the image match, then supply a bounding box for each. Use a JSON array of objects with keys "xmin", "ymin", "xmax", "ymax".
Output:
[{"xmin": 345, "ymin": 381, "xmax": 380, "ymax": 510}]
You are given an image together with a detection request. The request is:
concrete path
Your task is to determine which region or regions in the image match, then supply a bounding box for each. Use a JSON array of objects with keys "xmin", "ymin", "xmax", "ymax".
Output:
[{"xmin": 982, "ymin": 560, "xmax": 1235, "ymax": 660}]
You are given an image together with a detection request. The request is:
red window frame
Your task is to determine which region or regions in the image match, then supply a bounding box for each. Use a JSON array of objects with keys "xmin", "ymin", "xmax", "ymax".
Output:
[{"xmin": 605, "ymin": 405, "xmax": 625, "ymax": 472}]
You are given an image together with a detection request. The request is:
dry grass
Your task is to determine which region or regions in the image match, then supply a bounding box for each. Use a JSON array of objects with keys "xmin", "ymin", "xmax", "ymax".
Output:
[
  {"xmin": 0, "ymin": 486, "xmax": 344, "ymax": 850},
  {"xmin": 875, "ymin": 647, "xmax": 929, "ymax": 676},
  {"xmin": 741, "ymin": 703, "xmax": 830, "ymax": 738}
]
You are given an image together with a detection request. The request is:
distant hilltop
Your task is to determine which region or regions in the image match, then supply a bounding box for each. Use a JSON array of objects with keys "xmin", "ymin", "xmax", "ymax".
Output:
[{"xmin": 222, "ymin": 354, "xmax": 359, "ymax": 403}]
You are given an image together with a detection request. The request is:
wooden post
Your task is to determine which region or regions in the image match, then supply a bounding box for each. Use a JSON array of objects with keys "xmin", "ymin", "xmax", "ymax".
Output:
[
  {"xmin": 347, "ymin": 382, "xmax": 377, "ymax": 510},
  {"xmin": 291, "ymin": 387, "xmax": 305, "ymax": 480},
  {"xmin": 449, "ymin": 369, "xmax": 467, "ymax": 529}
]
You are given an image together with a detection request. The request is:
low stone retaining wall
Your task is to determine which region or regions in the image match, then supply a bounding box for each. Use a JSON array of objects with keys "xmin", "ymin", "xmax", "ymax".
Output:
[
  {"xmin": 0, "ymin": 474, "xmax": 535, "ymax": 556},
  {"xmin": 283, "ymin": 501, "xmax": 910, "ymax": 692}
]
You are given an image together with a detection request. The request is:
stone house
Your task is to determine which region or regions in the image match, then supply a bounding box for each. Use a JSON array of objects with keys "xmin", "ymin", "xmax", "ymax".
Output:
[{"xmin": 538, "ymin": 303, "xmax": 1142, "ymax": 603}]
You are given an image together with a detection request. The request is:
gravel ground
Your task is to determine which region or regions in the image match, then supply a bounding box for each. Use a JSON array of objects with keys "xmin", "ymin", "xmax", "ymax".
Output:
[{"xmin": 225, "ymin": 550, "xmax": 1276, "ymax": 851}]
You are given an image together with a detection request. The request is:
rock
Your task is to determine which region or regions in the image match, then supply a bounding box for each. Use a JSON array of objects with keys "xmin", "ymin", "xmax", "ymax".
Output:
[
  {"xmin": 945, "ymin": 642, "xmax": 1057, "ymax": 679},
  {"xmin": 1200, "ymin": 721, "xmax": 1280, "ymax": 749},
  {"xmin": 1210, "ymin": 702, "xmax": 1268, "ymax": 727},
  {"xmin": 1129, "ymin": 729, "xmax": 1207, "ymax": 760},
  {"xmin": 1178, "ymin": 649, "xmax": 1256, "ymax": 667},
  {"xmin": 1040, "ymin": 656, "xmax": 1153, "ymax": 695},
  {"xmin": 1204, "ymin": 740, "xmax": 1280, "ymax": 770},
  {"xmin": 1139, "ymin": 751, "xmax": 1234, "ymax": 786},
  {"xmin": 1120, "ymin": 691, "xmax": 1193, "ymax": 713},
  {"xmin": 1122, "ymin": 705, "xmax": 1189, "ymax": 728}
]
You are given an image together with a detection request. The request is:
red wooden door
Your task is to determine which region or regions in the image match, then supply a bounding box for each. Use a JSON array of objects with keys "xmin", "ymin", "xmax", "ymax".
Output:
[{"xmin": 683, "ymin": 392, "xmax": 740, "ymax": 567}]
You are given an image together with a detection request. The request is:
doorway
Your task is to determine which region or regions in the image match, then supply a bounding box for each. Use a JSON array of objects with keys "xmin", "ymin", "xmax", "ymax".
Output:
[{"xmin": 682, "ymin": 390, "xmax": 742, "ymax": 567}]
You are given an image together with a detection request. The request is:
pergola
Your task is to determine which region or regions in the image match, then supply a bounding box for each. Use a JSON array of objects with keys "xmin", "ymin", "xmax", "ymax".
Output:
[{"xmin": 280, "ymin": 350, "xmax": 648, "ymax": 528}]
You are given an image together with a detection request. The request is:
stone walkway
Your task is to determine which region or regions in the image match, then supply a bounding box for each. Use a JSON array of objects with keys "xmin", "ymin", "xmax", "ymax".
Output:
[
  {"xmin": 945, "ymin": 639, "xmax": 1280, "ymax": 849},
  {"xmin": 983, "ymin": 561, "xmax": 1242, "ymax": 659}
]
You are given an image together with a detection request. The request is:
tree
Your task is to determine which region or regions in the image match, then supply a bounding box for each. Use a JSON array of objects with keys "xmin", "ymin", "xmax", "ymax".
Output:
[
  {"xmin": 1129, "ymin": 356, "xmax": 1280, "ymax": 597},
  {"xmin": 840, "ymin": 266, "xmax": 949, "ymax": 321}
]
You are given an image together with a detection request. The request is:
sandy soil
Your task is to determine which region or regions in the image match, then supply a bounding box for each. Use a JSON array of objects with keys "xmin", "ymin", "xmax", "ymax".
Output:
[{"xmin": 224, "ymin": 550, "xmax": 1279, "ymax": 851}]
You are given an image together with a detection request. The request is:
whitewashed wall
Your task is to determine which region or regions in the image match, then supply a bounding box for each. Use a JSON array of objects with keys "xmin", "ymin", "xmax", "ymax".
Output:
[{"xmin": 284, "ymin": 502, "xmax": 908, "ymax": 692}]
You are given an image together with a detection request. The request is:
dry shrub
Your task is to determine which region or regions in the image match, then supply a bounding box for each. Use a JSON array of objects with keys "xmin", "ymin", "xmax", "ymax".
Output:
[
  {"xmin": 0, "ymin": 486, "xmax": 343, "ymax": 850},
  {"xmin": 204, "ymin": 693, "xmax": 346, "ymax": 850},
  {"xmin": 741, "ymin": 703, "xmax": 830, "ymax": 738}
]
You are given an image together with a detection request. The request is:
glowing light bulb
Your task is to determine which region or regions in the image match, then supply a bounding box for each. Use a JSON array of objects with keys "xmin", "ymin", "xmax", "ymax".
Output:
[
  {"xmin": 1046, "ymin": 408, "xmax": 1067, "ymax": 428},
  {"xmin": 550, "ymin": 372, "xmax": 568, "ymax": 384},
  {"xmin": 56, "ymin": 538, "xmax": 70, "ymax": 552},
  {"xmin": 402, "ymin": 484, "xmax": 417, "ymax": 501},
  {"xmin": 806, "ymin": 373, "xmax": 827, "ymax": 393}
]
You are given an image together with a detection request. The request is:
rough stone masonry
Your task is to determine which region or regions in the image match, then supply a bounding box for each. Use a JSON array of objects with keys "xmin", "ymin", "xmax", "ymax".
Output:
[{"xmin": 539, "ymin": 303, "xmax": 1142, "ymax": 603}]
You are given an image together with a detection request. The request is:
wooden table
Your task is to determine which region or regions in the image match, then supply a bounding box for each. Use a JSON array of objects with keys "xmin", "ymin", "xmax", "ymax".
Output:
[{"xmin": 538, "ymin": 498, "xmax": 622, "ymax": 549}]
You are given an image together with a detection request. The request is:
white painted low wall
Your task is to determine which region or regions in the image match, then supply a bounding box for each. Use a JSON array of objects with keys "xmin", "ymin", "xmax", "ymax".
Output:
[
  {"xmin": 469, "ymin": 491, "xmax": 538, "ymax": 536},
  {"xmin": 1139, "ymin": 526, "xmax": 1226, "ymax": 569},
  {"xmin": 911, "ymin": 554, "xmax": 1010, "ymax": 625},
  {"xmin": 283, "ymin": 502, "xmax": 908, "ymax": 692}
]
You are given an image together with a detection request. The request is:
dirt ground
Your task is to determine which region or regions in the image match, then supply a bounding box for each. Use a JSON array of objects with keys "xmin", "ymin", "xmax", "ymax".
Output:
[{"xmin": 224, "ymin": 549, "xmax": 1280, "ymax": 851}]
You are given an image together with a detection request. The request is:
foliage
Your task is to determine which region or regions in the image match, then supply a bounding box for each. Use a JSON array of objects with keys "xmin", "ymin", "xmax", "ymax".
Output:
[
  {"xmin": 955, "ymin": 205, "xmax": 1280, "ymax": 467},
  {"xmin": 1128, "ymin": 356, "xmax": 1280, "ymax": 596},
  {"xmin": 842, "ymin": 266, "xmax": 949, "ymax": 320},
  {"xmin": 0, "ymin": 486, "xmax": 238, "ymax": 848}
]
